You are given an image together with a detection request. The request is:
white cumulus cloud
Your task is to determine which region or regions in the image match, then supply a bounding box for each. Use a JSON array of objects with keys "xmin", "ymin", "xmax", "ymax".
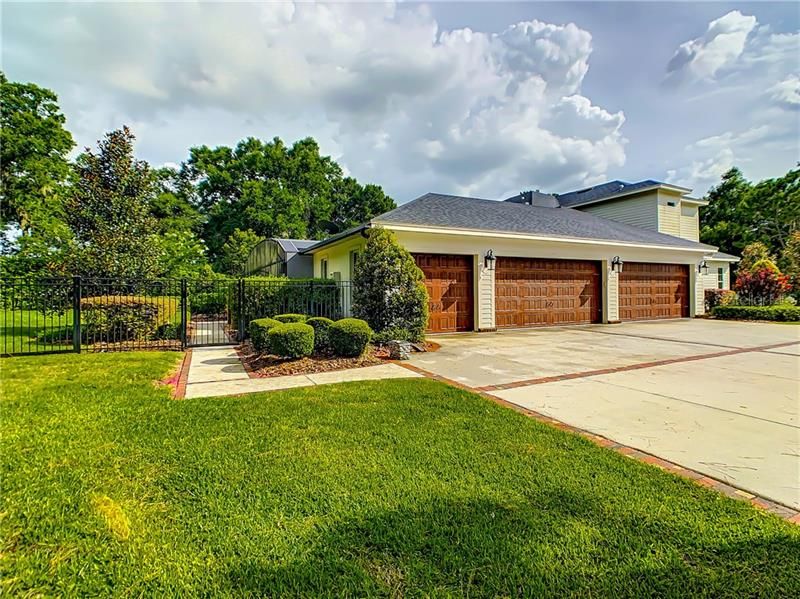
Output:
[
  {"xmin": 2, "ymin": 1, "xmax": 627, "ymax": 201},
  {"xmin": 666, "ymin": 10, "xmax": 757, "ymax": 84},
  {"xmin": 663, "ymin": 10, "xmax": 799, "ymax": 194}
]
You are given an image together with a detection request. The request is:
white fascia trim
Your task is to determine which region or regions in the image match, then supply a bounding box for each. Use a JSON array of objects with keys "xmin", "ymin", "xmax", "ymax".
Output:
[
  {"xmin": 705, "ymin": 255, "xmax": 740, "ymax": 263},
  {"xmin": 377, "ymin": 222, "xmax": 715, "ymax": 254},
  {"xmin": 681, "ymin": 197, "xmax": 709, "ymax": 206}
]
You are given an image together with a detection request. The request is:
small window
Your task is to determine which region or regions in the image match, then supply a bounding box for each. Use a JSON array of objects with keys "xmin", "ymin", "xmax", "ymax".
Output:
[
  {"xmin": 717, "ymin": 267, "xmax": 724, "ymax": 290},
  {"xmin": 667, "ymin": 201, "xmax": 677, "ymax": 207},
  {"xmin": 321, "ymin": 259, "xmax": 328, "ymax": 279}
]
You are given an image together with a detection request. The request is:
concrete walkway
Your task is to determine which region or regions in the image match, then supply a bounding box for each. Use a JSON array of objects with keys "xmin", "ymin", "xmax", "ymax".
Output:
[{"xmin": 185, "ymin": 346, "xmax": 420, "ymax": 399}]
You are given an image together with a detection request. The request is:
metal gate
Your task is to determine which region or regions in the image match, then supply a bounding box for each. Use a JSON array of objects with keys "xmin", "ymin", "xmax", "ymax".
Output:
[
  {"xmin": 186, "ymin": 279, "xmax": 237, "ymax": 347},
  {"xmin": 1, "ymin": 276, "xmax": 353, "ymax": 355}
]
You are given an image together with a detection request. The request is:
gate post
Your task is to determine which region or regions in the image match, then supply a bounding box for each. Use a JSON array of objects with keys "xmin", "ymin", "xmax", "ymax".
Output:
[
  {"xmin": 72, "ymin": 276, "xmax": 81, "ymax": 354},
  {"xmin": 237, "ymin": 278, "xmax": 245, "ymax": 342},
  {"xmin": 180, "ymin": 279, "xmax": 188, "ymax": 349}
]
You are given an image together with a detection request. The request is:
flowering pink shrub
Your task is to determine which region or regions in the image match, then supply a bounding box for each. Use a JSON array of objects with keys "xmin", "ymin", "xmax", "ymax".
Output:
[{"xmin": 733, "ymin": 268, "xmax": 792, "ymax": 306}]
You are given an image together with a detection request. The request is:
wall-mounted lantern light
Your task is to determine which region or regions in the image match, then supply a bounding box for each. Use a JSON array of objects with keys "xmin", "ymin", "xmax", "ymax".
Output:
[
  {"xmin": 611, "ymin": 255, "xmax": 624, "ymax": 273},
  {"xmin": 698, "ymin": 259, "xmax": 709, "ymax": 275},
  {"xmin": 484, "ymin": 249, "xmax": 496, "ymax": 270}
]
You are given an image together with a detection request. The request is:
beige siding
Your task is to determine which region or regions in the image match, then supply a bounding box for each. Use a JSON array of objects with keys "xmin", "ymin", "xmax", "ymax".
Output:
[
  {"xmin": 680, "ymin": 204, "xmax": 700, "ymax": 241},
  {"xmin": 657, "ymin": 191, "xmax": 682, "ymax": 237},
  {"xmin": 701, "ymin": 261, "xmax": 731, "ymax": 291},
  {"xmin": 313, "ymin": 236, "xmax": 364, "ymax": 280},
  {"xmin": 693, "ymin": 268, "xmax": 705, "ymax": 316},
  {"xmin": 477, "ymin": 258, "xmax": 495, "ymax": 330},
  {"xmin": 606, "ymin": 267, "xmax": 619, "ymax": 322},
  {"xmin": 580, "ymin": 193, "xmax": 658, "ymax": 230}
]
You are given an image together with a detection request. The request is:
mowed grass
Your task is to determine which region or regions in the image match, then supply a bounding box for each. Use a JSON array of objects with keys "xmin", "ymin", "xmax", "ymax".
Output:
[
  {"xmin": 1, "ymin": 353, "xmax": 798, "ymax": 597},
  {"xmin": 1, "ymin": 309, "xmax": 73, "ymax": 354}
]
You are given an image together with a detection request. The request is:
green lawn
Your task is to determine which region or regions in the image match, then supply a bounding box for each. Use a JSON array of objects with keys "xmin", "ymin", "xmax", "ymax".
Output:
[
  {"xmin": 1, "ymin": 309, "xmax": 74, "ymax": 354},
  {"xmin": 1, "ymin": 353, "xmax": 798, "ymax": 596}
]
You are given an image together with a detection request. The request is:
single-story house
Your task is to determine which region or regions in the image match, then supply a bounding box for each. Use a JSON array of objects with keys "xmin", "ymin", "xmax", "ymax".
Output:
[{"xmin": 301, "ymin": 180, "xmax": 739, "ymax": 333}]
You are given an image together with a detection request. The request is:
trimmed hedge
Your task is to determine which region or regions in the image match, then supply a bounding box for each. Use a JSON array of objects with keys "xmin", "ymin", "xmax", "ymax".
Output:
[
  {"xmin": 274, "ymin": 313, "xmax": 307, "ymax": 323},
  {"xmin": 267, "ymin": 323, "xmax": 315, "ymax": 358},
  {"xmin": 329, "ymin": 318, "xmax": 372, "ymax": 357},
  {"xmin": 81, "ymin": 295, "xmax": 180, "ymax": 342},
  {"xmin": 249, "ymin": 318, "xmax": 282, "ymax": 352},
  {"xmin": 306, "ymin": 317, "xmax": 334, "ymax": 351},
  {"xmin": 712, "ymin": 305, "xmax": 800, "ymax": 322}
]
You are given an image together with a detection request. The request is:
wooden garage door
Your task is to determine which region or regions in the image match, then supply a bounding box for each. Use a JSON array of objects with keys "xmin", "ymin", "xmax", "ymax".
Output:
[
  {"xmin": 413, "ymin": 254, "xmax": 474, "ymax": 333},
  {"xmin": 495, "ymin": 257, "xmax": 601, "ymax": 328},
  {"xmin": 619, "ymin": 262, "xmax": 689, "ymax": 321}
]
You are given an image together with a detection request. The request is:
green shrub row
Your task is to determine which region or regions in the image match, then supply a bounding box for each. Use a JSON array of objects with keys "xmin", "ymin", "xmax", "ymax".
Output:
[
  {"xmin": 249, "ymin": 315, "xmax": 372, "ymax": 358},
  {"xmin": 712, "ymin": 305, "xmax": 800, "ymax": 322},
  {"xmin": 81, "ymin": 295, "xmax": 180, "ymax": 342}
]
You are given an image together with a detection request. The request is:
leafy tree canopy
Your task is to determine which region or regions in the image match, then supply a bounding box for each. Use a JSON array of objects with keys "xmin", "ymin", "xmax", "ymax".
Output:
[
  {"xmin": 181, "ymin": 137, "xmax": 394, "ymax": 262},
  {"xmin": 217, "ymin": 228, "xmax": 264, "ymax": 276},
  {"xmin": 0, "ymin": 72, "xmax": 74, "ymax": 233},
  {"xmin": 701, "ymin": 166, "xmax": 799, "ymax": 257}
]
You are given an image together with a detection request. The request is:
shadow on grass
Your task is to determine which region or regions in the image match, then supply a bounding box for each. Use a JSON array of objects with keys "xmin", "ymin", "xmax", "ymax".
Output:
[{"xmin": 223, "ymin": 490, "xmax": 800, "ymax": 597}]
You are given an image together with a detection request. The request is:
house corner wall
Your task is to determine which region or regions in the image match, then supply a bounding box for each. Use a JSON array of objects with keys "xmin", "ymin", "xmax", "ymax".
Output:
[
  {"xmin": 477, "ymin": 252, "xmax": 496, "ymax": 330},
  {"xmin": 605, "ymin": 261, "xmax": 620, "ymax": 323},
  {"xmin": 692, "ymin": 267, "xmax": 705, "ymax": 316}
]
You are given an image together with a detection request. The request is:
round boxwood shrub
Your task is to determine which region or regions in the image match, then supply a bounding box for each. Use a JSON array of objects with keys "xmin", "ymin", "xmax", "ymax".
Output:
[
  {"xmin": 329, "ymin": 318, "xmax": 373, "ymax": 357},
  {"xmin": 267, "ymin": 323, "xmax": 315, "ymax": 358},
  {"xmin": 249, "ymin": 317, "xmax": 281, "ymax": 353},
  {"xmin": 306, "ymin": 317, "xmax": 334, "ymax": 351},
  {"xmin": 274, "ymin": 313, "xmax": 307, "ymax": 323}
]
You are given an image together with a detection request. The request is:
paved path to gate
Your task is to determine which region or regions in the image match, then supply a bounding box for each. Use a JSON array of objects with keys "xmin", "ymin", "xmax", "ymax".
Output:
[
  {"xmin": 184, "ymin": 345, "xmax": 420, "ymax": 399},
  {"xmin": 189, "ymin": 319, "xmax": 231, "ymax": 346}
]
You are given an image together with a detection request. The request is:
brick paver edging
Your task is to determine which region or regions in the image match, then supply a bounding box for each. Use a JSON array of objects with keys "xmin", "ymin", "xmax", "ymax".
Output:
[
  {"xmin": 475, "ymin": 339, "xmax": 799, "ymax": 392},
  {"xmin": 172, "ymin": 350, "xmax": 192, "ymax": 400},
  {"xmin": 395, "ymin": 361, "xmax": 800, "ymax": 524}
]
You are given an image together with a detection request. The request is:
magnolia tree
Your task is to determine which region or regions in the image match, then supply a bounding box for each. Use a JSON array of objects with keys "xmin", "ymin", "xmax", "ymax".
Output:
[{"xmin": 352, "ymin": 227, "xmax": 428, "ymax": 342}]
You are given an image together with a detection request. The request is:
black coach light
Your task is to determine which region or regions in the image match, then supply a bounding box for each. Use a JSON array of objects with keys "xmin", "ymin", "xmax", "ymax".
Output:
[
  {"xmin": 698, "ymin": 259, "xmax": 709, "ymax": 275},
  {"xmin": 484, "ymin": 249, "xmax": 496, "ymax": 270},
  {"xmin": 611, "ymin": 255, "xmax": 624, "ymax": 273}
]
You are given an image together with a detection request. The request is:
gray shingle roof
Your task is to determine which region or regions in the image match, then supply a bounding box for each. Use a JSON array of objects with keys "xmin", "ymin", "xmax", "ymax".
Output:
[
  {"xmin": 554, "ymin": 180, "xmax": 668, "ymax": 208},
  {"xmin": 373, "ymin": 193, "xmax": 714, "ymax": 251},
  {"xmin": 274, "ymin": 238, "xmax": 318, "ymax": 253},
  {"xmin": 708, "ymin": 251, "xmax": 740, "ymax": 261}
]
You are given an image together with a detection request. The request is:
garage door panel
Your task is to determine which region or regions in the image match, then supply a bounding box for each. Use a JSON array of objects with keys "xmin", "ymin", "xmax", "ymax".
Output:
[
  {"xmin": 413, "ymin": 253, "xmax": 473, "ymax": 333},
  {"xmin": 619, "ymin": 262, "xmax": 689, "ymax": 321},
  {"xmin": 495, "ymin": 257, "xmax": 601, "ymax": 328}
]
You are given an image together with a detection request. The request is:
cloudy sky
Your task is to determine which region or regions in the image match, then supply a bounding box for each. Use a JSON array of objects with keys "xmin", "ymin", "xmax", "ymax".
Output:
[{"xmin": 3, "ymin": 1, "xmax": 798, "ymax": 203}]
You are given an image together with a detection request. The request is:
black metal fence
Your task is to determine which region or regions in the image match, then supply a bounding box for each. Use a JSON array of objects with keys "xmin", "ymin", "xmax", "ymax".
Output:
[{"xmin": 0, "ymin": 277, "xmax": 354, "ymax": 356}]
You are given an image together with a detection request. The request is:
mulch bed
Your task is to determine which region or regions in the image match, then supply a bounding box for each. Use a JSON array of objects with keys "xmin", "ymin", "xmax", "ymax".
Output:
[{"xmin": 239, "ymin": 342, "xmax": 389, "ymax": 378}]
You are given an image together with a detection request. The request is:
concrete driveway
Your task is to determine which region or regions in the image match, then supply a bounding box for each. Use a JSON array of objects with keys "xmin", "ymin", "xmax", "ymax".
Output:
[{"xmin": 409, "ymin": 320, "xmax": 800, "ymax": 509}]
